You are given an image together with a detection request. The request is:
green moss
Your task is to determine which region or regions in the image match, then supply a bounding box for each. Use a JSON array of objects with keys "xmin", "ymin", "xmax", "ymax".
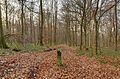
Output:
[
  {"xmin": 7, "ymin": 43, "xmax": 46, "ymax": 51},
  {"xmin": 57, "ymin": 49, "xmax": 63, "ymax": 66},
  {"xmin": 78, "ymin": 47, "xmax": 120, "ymax": 57},
  {"xmin": 78, "ymin": 48, "xmax": 94, "ymax": 57},
  {"xmin": 99, "ymin": 59, "xmax": 108, "ymax": 64},
  {"xmin": 101, "ymin": 48, "xmax": 120, "ymax": 57},
  {"xmin": 0, "ymin": 43, "xmax": 47, "ymax": 56},
  {"xmin": 0, "ymin": 48, "xmax": 15, "ymax": 56}
]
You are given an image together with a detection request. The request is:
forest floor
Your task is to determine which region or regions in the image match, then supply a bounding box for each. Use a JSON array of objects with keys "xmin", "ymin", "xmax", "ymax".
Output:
[{"xmin": 0, "ymin": 45, "xmax": 120, "ymax": 79}]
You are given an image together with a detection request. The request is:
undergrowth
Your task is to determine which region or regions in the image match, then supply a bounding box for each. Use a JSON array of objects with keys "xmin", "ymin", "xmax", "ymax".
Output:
[
  {"xmin": 78, "ymin": 47, "xmax": 120, "ymax": 66},
  {"xmin": 0, "ymin": 43, "xmax": 47, "ymax": 56}
]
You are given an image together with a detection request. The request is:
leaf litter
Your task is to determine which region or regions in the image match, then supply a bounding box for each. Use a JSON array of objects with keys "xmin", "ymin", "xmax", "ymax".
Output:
[{"xmin": 0, "ymin": 45, "xmax": 120, "ymax": 79}]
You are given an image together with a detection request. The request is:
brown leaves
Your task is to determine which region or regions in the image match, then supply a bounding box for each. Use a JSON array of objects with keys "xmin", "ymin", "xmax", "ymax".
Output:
[{"xmin": 0, "ymin": 45, "xmax": 120, "ymax": 79}]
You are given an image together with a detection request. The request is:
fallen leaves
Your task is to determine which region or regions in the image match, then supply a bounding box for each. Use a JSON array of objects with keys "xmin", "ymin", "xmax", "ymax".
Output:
[{"xmin": 0, "ymin": 45, "xmax": 120, "ymax": 79}]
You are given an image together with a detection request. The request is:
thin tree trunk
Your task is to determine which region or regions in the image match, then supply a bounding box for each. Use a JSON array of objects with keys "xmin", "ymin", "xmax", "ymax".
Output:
[
  {"xmin": 83, "ymin": 0, "xmax": 87, "ymax": 49},
  {"xmin": 95, "ymin": 19, "xmax": 98, "ymax": 54},
  {"xmin": 54, "ymin": 0, "xmax": 58, "ymax": 45},
  {"xmin": 114, "ymin": 0, "xmax": 118, "ymax": 51},
  {"xmin": 21, "ymin": 0, "xmax": 24, "ymax": 44},
  {"xmin": 5, "ymin": 0, "xmax": 9, "ymax": 34},
  {"xmin": 39, "ymin": 0, "xmax": 44, "ymax": 45},
  {"xmin": 94, "ymin": 0, "xmax": 100, "ymax": 54},
  {"xmin": 30, "ymin": 2, "xmax": 34, "ymax": 43}
]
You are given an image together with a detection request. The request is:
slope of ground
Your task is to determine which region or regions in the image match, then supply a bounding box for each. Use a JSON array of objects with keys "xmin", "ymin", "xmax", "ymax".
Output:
[{"xmin": 0, "ymin": 45, "xmax": 120, "ymax": 79}]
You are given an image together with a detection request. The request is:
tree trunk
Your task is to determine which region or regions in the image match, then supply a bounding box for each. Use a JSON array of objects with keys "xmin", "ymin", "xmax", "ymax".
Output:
[
  {"xmin": 5, "ymin": 0, "xmax": 9, "ymax": 34},
  {"xmin": 114, "ymin": 0, "xmax": 118, "ymax": 51},
  {"xmin": 95, "ymin": 19, "xmax": 98, "ymax": 54},
  {"xmin": 54, "ymin": 0, "xmax": 58, "ymax": 45},
  {"xmin": 38, "ymin": 0, "xmax": 44, "ymax": 45},
  {"xmin": 0, "ymin": 3, "xmax": 8, "ymax": 48},
  {"xmin": 30, "ymin": 2, "xmax": 34, "ymax": 43},
  {"xmin": 21, "ymin": 0, "xmax": 24, "ymax": 44}
]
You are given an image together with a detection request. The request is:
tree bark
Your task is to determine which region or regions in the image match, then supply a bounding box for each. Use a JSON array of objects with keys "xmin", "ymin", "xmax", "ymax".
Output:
[
  {"xmin": 38, "ymin": 0, "xmax": 44, "ymax": 45},
  {"xmin": 114, "ymin": 0, "xmax": 118, "ymax": 51},
  {"xmin": 54, "ymin": 0, "xmax": 58, "ymax": 45},
  {"xmin": 5, "ymin": 0, "xmax": 9, "ymax": 34},
  {"xmin": 0, "ymin": 3, "xmax": 8, "ymax": 48}
]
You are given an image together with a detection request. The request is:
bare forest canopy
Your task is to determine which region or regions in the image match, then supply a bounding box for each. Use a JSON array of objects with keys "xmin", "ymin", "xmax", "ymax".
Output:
[{"xmin": 0, "ymin": 0, "xmax": 120, "ymax": 53}]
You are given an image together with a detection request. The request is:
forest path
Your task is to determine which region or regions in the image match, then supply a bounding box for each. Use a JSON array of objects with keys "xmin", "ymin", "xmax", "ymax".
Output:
[{"xmin": 0, "ymin": 45, "xmax": 120, "ymax": 79}]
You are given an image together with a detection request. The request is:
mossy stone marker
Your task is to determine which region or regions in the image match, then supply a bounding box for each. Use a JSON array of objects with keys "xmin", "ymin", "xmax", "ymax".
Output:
[{"xmin": 57, "ymin": 49, "xmax": 62, "ymax": 66}]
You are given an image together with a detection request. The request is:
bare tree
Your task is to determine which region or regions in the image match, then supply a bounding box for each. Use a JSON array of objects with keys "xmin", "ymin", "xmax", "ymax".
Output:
[
  {"xmin": 54, "ymin": 0, "xmax": 58, "ymax": 45},
  {"xmin": 0, "ymin": 2, "xmax": 8, "ymax": 48},
  {"xmin": 114, "ymin": 0, "xmax": 118, "ymax": 51},
  {"xmin": 38, "ymin": 0, "xmax": 44, "ymax": 45},
  {"xmin": 5, "ymin": 0, "xmax": 9, "ymax": 34}
]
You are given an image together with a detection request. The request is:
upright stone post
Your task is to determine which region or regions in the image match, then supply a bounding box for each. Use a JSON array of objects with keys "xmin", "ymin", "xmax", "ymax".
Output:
[{"xmin": 57, "ymin": 49, "xmax": 62, "ymax": 66}]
